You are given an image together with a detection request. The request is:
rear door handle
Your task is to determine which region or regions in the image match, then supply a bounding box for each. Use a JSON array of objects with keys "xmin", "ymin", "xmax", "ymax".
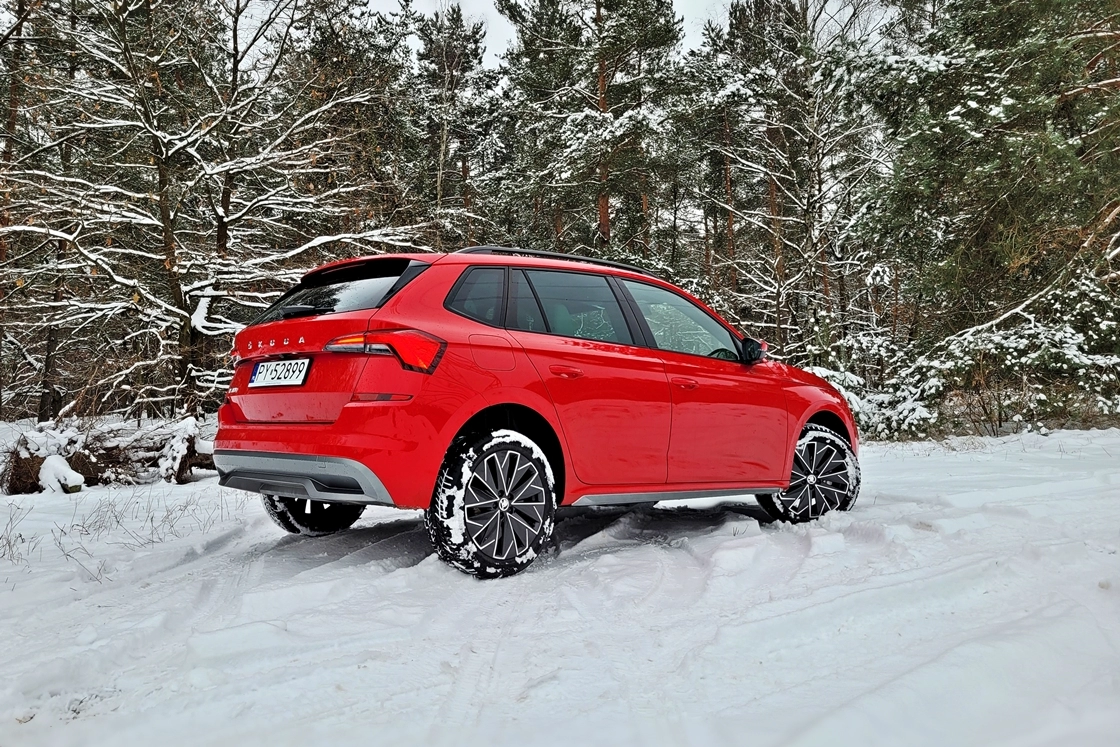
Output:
[
  {"xmin": 549, "ymin": 365, "xmax": 584, "ymax": 379},
  {"xmin": 671, "ymin": 377, "xmax": 699, "ymax": 390}
]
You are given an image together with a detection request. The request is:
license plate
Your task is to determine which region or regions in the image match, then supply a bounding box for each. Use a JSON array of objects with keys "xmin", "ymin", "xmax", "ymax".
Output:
[{"xmin": 249, "ymin": 358, "xmax": 311, "ymax": 388}]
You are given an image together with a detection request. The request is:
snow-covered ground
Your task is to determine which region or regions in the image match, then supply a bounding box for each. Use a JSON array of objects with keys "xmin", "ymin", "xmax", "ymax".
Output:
[{"xmin": 2, "ymin": 430, "xmax": 1118, "ymax": 746}]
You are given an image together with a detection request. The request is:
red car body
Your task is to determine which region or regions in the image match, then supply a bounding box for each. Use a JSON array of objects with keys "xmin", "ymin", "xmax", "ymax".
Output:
[{"xmin": 214, "ymin": 250, "xmax": 857, "ymax": 512}]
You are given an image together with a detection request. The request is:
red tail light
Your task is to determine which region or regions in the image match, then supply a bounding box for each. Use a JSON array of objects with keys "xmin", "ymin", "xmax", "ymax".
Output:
[{"xmin": 324, "ymin": 329, "xmax": 446, "ymax": 374}]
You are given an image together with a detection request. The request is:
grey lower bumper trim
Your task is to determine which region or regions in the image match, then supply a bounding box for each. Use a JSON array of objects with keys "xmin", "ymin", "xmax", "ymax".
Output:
[
  {"xmin": 213, "ymin": 450, "xmax": 394, "ymax": 506},
  {"xmin": 574, "ymin": 486, "xmax": 781, "ymax": 507}
]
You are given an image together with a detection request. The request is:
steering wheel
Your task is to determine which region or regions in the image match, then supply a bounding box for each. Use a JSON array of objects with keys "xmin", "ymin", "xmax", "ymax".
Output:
[{"xmin": 707, "ymin": 348, "xmax": 739, "ymax": 361}]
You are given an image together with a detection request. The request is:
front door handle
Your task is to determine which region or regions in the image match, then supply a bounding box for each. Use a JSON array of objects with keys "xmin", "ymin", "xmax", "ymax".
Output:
[
  {"xmin": 671, "ymin": 377, "xmax": 699, "ymax": 390},
  {"xmin": 549, "ymin": 364, "xmax": 584, "ymax": 379}
]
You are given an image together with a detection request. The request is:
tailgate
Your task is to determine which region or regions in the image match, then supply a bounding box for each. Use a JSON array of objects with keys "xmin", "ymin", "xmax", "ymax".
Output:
[{"xmin": 228, "ymin": 311, "xmax": 375, "ymax": 423}]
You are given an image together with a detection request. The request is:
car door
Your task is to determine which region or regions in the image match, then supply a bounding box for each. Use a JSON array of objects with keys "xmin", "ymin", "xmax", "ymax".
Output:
[
  {"xmin": 505, "ymin": 268, "xmax": 672, "ymax": 487},
  {"xmin": 617, "ymin": 279, "xmax": 789, "ymax": 484}
]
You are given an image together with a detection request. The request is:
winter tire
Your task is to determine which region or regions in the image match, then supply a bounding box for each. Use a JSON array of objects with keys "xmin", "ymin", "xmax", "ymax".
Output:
[
  {"xmin": 426, "ymin": 428, "xmax": 557, "ymax": 579},
  {"xmin": 758, "ymin": 423, "xmax": 860, "ymax": 524},
  {"xmin": 262, "ymin": 495, "xmax": 365, "ymax": 537}
]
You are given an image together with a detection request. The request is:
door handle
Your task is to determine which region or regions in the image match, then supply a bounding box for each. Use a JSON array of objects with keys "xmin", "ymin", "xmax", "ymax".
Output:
[
  {"xmin": 671, "ymin": 377, "xmax": 699, "ymax": 390},
  {"xmin": 549, "ymin": 365, "xmax": 584, "ymax": 379}
]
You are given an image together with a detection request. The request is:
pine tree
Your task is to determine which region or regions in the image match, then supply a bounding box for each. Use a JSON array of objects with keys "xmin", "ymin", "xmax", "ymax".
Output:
[
  {"xmin": 495, "ymin": 0, "xmax": 681, "ymax": 255},
  {"xmin": 684, "ymin": 0, "xmax": 886, "ymax": 370},
  {"xmin": 416, "ymin": 3, "xmax": 499, "ymax": 249},
  {"xmin": 869, "ymin": 0, "xmax": 1120, "ymax": 433}
]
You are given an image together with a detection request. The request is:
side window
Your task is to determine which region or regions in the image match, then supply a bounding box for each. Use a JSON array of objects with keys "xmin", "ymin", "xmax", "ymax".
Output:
[
  {"xmin": 621, "ymin": 280, "xmax": 738, "ymax": 359},
  {"xmin": 447, "ymin": 267, "xmax": 505, "ymax": 326},
  {"xmin": 507, "ymin": 270, "xmax": 547, "ymax": 333},
  {"xmin": 525, "ymin": 270, "xmax": 632, "ymax": 345}
]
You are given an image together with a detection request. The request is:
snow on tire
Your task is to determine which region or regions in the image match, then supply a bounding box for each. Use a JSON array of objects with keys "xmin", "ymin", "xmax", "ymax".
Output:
[
  {"xmin": 262, "ymin": 495, "xmax": 365, "ymax": 537},
  {"xmin": 758, "ymin": 423, "xmax": 860, "ymax": 524},
  {"xmin": 426, "ymin": 429, "xmax": 557, "ymax": 579}
]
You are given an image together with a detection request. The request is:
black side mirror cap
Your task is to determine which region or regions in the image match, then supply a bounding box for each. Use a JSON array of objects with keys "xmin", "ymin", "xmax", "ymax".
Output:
[{"xmin": 742, "ymin": 338, "xmax": 768, "ymax": 364}]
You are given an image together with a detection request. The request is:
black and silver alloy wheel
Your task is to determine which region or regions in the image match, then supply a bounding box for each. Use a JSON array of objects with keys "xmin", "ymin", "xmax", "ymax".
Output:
[
  {"xmin": 262, "ymin": 495, "xmax": 366, "ymax": 536},
  {"xmin": 758, "ymin": 423, "xmax": 860, "ymax": 524},
  {"xmin": 426, "ymin": 429, "xmax": 557, "ymax": 578},
  {"xmin": 464, "ymin": 448, "xmax": 548, "ymax": 562}
]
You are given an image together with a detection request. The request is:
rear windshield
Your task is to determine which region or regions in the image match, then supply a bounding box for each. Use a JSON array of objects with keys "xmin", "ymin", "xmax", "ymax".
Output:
[{"xmin": 251, "ymin": 259, "xmax": 428, "ymax": 326}]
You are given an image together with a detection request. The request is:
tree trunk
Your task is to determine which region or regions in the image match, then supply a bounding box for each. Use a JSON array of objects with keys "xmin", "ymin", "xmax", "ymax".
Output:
[
  {"xmin": 39, "ymin": 1, "xmax": 76, "ymax": 422},
  {"xmin": 811, "ymin": 136, "xmax": 833, "ymax": 360},
  {"xmin": 768, "ymin": 173, "xmax": 784, "ymax": 347},
  {"xmin": 216, "ymin": 174, "xmax": 232, "ymax": 258},
  {"xmin": 766, "ymin": 123, "xmax": 784, "ymax": 348},
  {"xmin": 3, "ymin": 0, "xmax": 24, "ymax": 172},
  {"xmin": 0, "ymin": 0, "xmax": 27, "ymax": 419},
  {"xmin": 155, "ymin": 148, "xmax": 193, "ymax": 411},
  {"xmin": 554, "ymin": 204, "xmax": 564, "ymax": 252},
  {"xmin": 461, "ymin": 155, "xmax": 473, "ymax": 246},
  {"xmin": 37, "ymin": 240, "xmax": 65, "ymax": 421},
  {"xmin": 670, "ymin": 181, "xmax": 680, "ymax": 267},
  {"xmin": 597, "ymin": 162, "xmax": 610, "ymax": 248},
  {"xmin": 595, "ymin": 0, "xmax": 610, "ymax": 248},
  {"xmin": 703, "ymin": 211, "xmax": 712, "ymax": 282},
  {"xmin": 640, "ymin": 182, "xmax": 650, "ymax": 257},
  {"xmin": 723, "ymin": 112, "xmax": 736, "ymax": 290}
]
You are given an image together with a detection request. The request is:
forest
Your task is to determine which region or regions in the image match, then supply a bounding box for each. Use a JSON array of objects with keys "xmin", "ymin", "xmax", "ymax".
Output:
[{"xmin": 0, "ymin": 0, "xmax": 1117, "ymax": 438}]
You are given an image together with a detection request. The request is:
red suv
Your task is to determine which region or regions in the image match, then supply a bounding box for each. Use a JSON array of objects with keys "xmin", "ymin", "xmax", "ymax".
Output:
[{"xmin": 215, "ymin": 248, "xmax": 860, "ymax": 577}]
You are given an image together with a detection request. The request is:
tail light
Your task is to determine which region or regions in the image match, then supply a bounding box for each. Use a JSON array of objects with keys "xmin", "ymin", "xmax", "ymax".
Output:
[{"xmin": 324, "ymin": 329, "xmax": 446, "ymax": 374}]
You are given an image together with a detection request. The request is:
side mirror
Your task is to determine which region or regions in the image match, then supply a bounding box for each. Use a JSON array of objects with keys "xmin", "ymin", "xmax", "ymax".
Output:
[{"xmin": 741, "ymin": 338, "xmax": 768, "ymax": 364}]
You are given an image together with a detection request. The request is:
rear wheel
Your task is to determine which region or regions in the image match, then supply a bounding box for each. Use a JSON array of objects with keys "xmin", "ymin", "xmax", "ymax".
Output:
[
  {"xmin": 758, "ymin": 423, "xmax": 860, "ymax": 523},
  {"xmin": 262, "ymin": 495, "xmax": 365, "ymax": 536},
  {"xmin": 426, "ymin": 429, "xmax": 557, "ymax": 578}
]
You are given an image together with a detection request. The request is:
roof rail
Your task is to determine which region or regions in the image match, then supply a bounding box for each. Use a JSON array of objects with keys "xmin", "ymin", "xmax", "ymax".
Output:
[{"xmin": 455, "ymin": 245, "xmax": 655, "ymax": 278}]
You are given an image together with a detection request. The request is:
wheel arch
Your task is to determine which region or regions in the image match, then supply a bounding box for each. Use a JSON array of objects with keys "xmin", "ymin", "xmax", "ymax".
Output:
[
  {"xmin": 449, "ymin": 403, "xmax": 567, "ymax": 504},
  {"xmin": 777, "ymin": 401, "xmax": 859, "ymax": 490},
  {"xmin": 804, "ymin": 409, "xmax": 852, "ymax": 445}
]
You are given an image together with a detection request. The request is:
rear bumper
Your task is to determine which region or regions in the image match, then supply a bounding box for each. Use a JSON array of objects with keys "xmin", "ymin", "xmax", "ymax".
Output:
[{"xmin": 213, "ymin": 449, "xmax": 394, "ymax": 506}]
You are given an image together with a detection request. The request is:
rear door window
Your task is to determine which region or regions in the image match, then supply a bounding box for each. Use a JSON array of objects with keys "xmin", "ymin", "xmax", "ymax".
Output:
[
  {"xmin": 525, "ymin": 270, "xmax": 632, "ymax": 344},
  {"xmin": 507, "ymin": 270, "xmax": 547, "ymax": 333},
  {"xmin": 446, "ymin": 267, "xmax": 506, "ymax": 325},
  {"xmin": 252, "ymin": 258, "xmax": 427, "ymax": 325}
]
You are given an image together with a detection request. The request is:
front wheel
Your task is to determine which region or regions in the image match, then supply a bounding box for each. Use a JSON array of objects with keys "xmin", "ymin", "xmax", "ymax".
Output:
[
  {"xmin": 758, "ymin": 423, "xmax": 860, "ymax": 523},
  {"xmin": 426, "ymin": 429, "xmax": 557, "ymax": 578}
]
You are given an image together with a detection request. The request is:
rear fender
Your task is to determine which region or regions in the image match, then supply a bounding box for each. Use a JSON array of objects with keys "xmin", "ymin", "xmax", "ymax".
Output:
[{"xmin": 434, "ymin": 374, "xmax": 575, "ymax": 499}]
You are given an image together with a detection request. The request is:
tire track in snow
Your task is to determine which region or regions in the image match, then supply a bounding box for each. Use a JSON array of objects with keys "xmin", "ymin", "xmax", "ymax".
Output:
[{"xmin": 426, "ymin": 579, "xmax": 521, "ymax": 737}]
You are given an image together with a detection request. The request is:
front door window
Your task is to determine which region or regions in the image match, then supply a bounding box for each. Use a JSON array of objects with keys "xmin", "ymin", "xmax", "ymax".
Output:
[{"xmin": 620, "ymin": 280, "xmax": 738, "ymax": 360}]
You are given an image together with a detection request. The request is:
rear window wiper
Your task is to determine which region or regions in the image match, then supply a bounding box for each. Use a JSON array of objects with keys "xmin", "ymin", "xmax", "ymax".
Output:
[{"xmin": 275, "ymin": 304, "xmax": 324, "ymax": 320}]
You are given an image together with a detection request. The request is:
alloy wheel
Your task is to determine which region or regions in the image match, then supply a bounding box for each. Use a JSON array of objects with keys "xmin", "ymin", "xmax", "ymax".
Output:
[
  {"xmin": 464, "ymin": 448, "xmax": 547, "ymax": 562},
  {"xmin": 778, "ymin": 436, "xmax": 852, "ymax": 521}
]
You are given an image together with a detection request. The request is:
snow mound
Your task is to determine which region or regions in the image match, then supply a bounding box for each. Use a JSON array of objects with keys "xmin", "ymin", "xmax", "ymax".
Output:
[
  {"xmin": 156, "ymin": 417, "xmax": 200, "ymax": 482},
  {"xmin": 38, "ymin": 454, "xmax": 83, "ymax": 493}
]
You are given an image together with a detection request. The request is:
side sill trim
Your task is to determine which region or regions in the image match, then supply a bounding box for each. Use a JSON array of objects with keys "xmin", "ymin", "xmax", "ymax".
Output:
[{"xmin": 573, "ymin": 486, "xmax": 781, "ymax": 507}]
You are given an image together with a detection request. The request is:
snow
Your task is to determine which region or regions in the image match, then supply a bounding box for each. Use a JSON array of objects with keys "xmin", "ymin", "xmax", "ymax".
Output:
[
  {"xmin": 37, "ymin": 455, "xmax": 83, "ymax": 494},
  {"xmin": 2, "ymin": 429, "xmax": 1119, "ymax": 746},
  {"xmin": 155, "ymin": 417, "xmax": 200, "ymax": 482}
]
